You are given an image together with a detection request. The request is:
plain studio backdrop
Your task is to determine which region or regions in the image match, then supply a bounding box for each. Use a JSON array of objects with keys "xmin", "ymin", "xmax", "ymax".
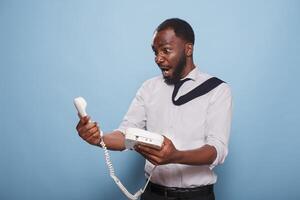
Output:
[{"xmin": 1, "ymin": 0, "xmax": 299, "ymax": 199}]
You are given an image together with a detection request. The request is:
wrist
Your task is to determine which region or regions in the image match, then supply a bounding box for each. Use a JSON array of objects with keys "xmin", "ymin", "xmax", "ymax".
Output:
[
  {"xmin": 170, "ymin": 149, "xmax": 183, "ymax": 164},
  {"xmin": 96, "ymin": 135, "xmax": 103, "ymax": 148}
]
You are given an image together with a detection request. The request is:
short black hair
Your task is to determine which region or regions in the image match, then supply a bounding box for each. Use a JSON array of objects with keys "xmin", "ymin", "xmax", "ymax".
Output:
[{"xmin": 156, "ymin": 18, "xmax": 195, "ymax": 44}]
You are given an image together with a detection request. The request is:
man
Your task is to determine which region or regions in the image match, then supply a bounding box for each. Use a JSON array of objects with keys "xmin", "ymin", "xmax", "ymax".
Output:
[{"xmin": 76, "ymin": 18, "xmax": 232, "ymax": 200}]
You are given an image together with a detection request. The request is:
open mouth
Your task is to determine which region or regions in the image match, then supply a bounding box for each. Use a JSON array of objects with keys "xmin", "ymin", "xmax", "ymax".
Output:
[{"xmin": 161, "ymin": 68, "xmax": 171, "ymax": 76}]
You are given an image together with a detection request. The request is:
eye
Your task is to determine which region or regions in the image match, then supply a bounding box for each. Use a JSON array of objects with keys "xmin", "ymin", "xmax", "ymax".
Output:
[
  {"xmin": 162, "ymin": 48, "xmax": 171, "ymax": 54},
  {"xmin": 152, "ymin": 49, "xmax": 158, "ymax": 56}
]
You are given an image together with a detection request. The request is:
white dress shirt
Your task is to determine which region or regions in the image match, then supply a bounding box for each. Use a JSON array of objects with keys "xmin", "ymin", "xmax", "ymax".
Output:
[{"xmin": 118, "ymin": 67, "xmax": 232, "ymax": 188}]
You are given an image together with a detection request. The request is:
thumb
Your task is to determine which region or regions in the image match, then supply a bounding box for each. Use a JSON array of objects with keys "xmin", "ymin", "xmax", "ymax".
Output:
[{"xmin": 79, "ymin": 115, "xmax": 90, "ymax": 125}]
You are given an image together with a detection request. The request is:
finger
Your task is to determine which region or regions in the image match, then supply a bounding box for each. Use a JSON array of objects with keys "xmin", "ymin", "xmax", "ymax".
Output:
[
  {"xmin": 81, "ymin": 116, "xmax": 91, "ymax": 124},
  {"xmin": 76, "ymin": 116, "xmax": 91, "ymax": 130},
  {"xmin": 80, "ymin": 116, "xmax": 91, "ymax": 126},
  {"xmin": 94, "ymin": 122, "xmax": 101, "ymax": 131},
  {"xmin": 78, "ymin": 122, "xmax": 97, "ymax": 137},
  {"xmin": 90, "ymin": 125, "xmax": 99, "ymax": 133},
  {"xmin": 138, "ymin": 151, "xmax": 160, "ymax": 166},
  {"xmin": 86, "ymin": 131, "xmax": 101, "ymax": 144},
  {"xmin": 136, "ymin": 147, "xmax": 160, "ymax": 162},
  {"xmin": 80, "ymin": 126, "xmax": 100, "ymax": 138},
  {"xmin": 79, "ymin": 121, "xmax": 96, "ymax": 132},
  {"xmin": 81, "ymin": 128, "xmax": 98, "ymax": 139},
  {"xmin": 137, "ymin": 145, "xmax": 160, "ymax": 156}
]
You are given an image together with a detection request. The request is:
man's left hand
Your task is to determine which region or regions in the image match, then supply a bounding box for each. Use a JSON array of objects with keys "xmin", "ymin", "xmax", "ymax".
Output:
[{"xmin": 135, "ymin": 136, "xmax": 179, "ymax": 165}]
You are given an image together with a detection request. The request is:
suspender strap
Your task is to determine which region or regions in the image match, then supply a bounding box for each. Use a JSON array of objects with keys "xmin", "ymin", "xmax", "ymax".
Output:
[{"xmin": 172, "ymin": 77, "xmax": 224, "ymax": 106}]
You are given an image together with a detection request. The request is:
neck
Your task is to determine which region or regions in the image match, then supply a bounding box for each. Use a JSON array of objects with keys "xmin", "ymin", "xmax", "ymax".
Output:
[{"xmin": 181, "ymin": 59, "xmax": 196, "ymax": 78}]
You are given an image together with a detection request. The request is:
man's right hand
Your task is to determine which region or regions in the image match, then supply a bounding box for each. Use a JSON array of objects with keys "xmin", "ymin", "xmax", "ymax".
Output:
[{"xmin": 76, "ymin": 116, "xmax": 101, "ymax": 146}]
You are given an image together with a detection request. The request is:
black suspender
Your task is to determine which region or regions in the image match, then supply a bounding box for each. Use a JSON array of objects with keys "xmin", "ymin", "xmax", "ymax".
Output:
[{"xmin": 172, "ymin": 77, "xmax": 224, "ymax": 106}]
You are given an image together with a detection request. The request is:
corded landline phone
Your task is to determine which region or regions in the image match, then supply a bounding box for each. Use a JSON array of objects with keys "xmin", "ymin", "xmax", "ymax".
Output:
[{"xmin": 74, "ymin": 97, "xmax": 163, "ymax": 200}]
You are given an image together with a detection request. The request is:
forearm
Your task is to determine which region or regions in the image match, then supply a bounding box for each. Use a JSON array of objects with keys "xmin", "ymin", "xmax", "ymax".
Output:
[
  {"xmin": 173, "ymin": 145, "xmax": 217, "ymax": 165},
  {"xmin": 98, "ymin": 130, "xmax": 126, "ymax": 151}
]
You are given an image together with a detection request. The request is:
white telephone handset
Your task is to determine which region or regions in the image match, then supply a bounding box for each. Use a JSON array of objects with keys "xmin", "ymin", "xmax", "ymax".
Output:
[
  {"xmin": 74, "ymin": 97, "xmax": 88, "ymax": 117},
  {"xmin": 74, "ymin": 97, "xmax": 156, "ymax": 200}
]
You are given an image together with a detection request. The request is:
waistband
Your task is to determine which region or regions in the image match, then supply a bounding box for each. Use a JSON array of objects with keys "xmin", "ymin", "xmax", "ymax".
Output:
[{"xmin": 147, "ymin": 181, "xmax": 214, "ymax": 198}]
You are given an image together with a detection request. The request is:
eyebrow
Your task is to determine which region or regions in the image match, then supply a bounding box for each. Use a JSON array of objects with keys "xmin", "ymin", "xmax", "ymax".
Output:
[{"xmin": 152, "ymin": 42, "xmax": 172, "ymax": 50}]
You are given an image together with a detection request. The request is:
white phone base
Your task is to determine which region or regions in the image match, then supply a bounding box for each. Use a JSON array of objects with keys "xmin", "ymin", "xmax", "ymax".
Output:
[{"xmin": 125, "ymin": 128, "xmax": 164, "ymax": 150}]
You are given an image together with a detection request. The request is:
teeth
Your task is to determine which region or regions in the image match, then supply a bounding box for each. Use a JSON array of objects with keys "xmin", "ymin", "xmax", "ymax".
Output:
[{"xmin": 163, "ymin": 69, "xmax": 169, "ymax": 76}]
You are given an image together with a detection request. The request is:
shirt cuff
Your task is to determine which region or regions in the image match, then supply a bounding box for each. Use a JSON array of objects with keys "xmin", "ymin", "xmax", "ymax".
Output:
[
  {"xmin": 114, "ymin": 128, "xmax": 126, "ymax": 135},
  {"xmin": 206, "ymin": 139, "xmax": 228, "ymax": 170}
]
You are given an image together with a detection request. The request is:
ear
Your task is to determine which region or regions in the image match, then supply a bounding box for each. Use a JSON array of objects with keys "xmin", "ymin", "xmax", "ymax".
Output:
[{"xmin": 185, "ymin": 43, "xmax": 194, "ymax": 57}]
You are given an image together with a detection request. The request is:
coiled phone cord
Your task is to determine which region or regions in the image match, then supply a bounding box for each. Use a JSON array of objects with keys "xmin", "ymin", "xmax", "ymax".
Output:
[{"xmin": 99, "ymin": 130, "xmax": 156, "ymax": 200}]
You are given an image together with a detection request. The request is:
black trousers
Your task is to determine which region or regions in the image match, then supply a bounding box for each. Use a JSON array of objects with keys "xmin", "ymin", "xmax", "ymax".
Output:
[{"xmin": 141, "ymin": 182, "xmax": 215, "ymax": 200}]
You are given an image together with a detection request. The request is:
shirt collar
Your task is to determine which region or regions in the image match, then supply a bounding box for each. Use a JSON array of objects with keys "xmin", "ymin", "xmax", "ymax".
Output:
[{"xmin": 181, "ymin": 67, "xmax": 199, "ymax": 81}]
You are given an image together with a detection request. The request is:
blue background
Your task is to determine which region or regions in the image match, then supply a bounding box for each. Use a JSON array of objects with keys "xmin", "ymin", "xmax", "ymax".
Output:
[{"xmin": 1, "ymin": 0, "xmax": 299, "ymax": 199}]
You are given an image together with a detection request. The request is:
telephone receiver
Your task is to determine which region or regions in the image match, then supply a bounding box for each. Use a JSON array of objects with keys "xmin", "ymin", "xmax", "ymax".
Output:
[{"xmin": 73, "ymin": 96, "xmax": 156, "ymax": 200}]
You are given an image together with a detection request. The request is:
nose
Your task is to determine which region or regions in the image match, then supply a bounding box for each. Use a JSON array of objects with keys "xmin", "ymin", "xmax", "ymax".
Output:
[{"xmin": 155, "ymin": 54, "xmax": 164, "ymax": 65}]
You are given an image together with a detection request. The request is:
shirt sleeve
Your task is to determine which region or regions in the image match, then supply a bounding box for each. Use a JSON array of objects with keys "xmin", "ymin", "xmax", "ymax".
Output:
[
  {"xmin": 117, "ymin": 82, "xmax": 148, "ymax": 134},
  {"xmin": 205, "ymin": 83, "xmax": 232, "ymax": 169}
]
